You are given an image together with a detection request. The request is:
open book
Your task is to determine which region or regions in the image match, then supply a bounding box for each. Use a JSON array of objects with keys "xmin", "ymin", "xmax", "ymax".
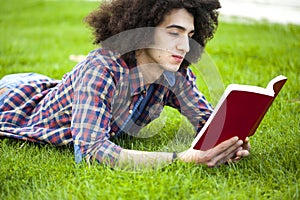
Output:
[{"xmin": 192, "ymin": 75, "xmax": 287, "ymax": 151}]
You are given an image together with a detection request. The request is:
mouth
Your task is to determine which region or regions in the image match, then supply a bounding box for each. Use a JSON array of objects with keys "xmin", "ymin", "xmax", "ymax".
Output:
[{"xmin": 172, "ymin": 55, "xmax": 184, "ymax": 63}]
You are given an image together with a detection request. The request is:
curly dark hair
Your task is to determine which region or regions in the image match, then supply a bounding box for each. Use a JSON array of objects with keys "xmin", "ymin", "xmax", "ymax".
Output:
[{"xmin": 85, "ymin": 0, "xmax": 221, "ymax": 69}]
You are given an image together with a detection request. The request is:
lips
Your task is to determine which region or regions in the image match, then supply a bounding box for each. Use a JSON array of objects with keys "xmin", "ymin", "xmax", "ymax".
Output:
[{"xmin": 172, "ymin": 55, "xmax": 184, "ymax": 63}]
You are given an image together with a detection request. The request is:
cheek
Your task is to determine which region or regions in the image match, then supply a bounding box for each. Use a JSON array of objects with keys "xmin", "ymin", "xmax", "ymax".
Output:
[
  {"xmin": 153, "ymin": 33, "xmax": 173, "ymax": 51},
  {"xmin": 156, "ymin": 50, "xmax": 168, "ymax": 60},
  {"xmin": 147, "ymin": 49, "xmax": 163, "ymax": 61}
]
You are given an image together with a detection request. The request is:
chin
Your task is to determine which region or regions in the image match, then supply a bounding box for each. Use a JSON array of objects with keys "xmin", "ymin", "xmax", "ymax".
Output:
[{"xmin": 166, "ymin": 65, "xmax": 181, "ymax": 72}]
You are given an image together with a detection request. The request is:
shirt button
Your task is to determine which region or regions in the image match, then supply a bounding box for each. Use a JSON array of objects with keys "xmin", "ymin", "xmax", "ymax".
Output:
[
  {"xmin": 111, "ymin": 132, "xmax": 115, "ymax": 137},
  {"xmin": 129, "ymin": 110, "xmax": 133, "ymax": 114},
  {"xmin": 142, "ymin": 90, "xmax": 146, "ymax": 94}
]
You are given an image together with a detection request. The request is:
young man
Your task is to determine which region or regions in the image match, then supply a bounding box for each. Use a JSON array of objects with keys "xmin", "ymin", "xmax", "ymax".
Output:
[{"xmin": 0, "ymin": 0, "xmax": 250, "ymax": 168}]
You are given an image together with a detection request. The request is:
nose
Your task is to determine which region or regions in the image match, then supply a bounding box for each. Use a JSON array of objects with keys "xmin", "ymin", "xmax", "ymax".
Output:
[{"xmin": 176, "ymin": 35, "xmax": 190, "ymax": 53}]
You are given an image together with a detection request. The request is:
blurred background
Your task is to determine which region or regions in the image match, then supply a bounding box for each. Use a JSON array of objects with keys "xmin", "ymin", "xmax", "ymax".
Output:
[
  {"xmin": 86, "ymin": 0, "xmax": 300, "ymax": 24},
  {"xmin": 220, "ymin": 0, "xmax": 300, "ymax": 24}
]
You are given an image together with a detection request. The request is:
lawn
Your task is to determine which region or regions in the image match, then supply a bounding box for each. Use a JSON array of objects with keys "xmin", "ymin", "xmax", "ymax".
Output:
[{"xmin": 0, "ymin": 0, "xmax": 299, "ymax": 199}]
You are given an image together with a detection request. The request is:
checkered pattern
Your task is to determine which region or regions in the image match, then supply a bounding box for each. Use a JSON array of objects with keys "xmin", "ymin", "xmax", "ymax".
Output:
[{"xmin": 0, "ymin": 48, "xmax": 213, "ymax": 166}]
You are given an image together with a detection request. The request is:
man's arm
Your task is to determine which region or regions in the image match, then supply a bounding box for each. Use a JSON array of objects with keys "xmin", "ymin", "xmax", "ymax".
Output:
[
  {"xmin": 117, "ymin": 136, "xmax": 247, "ymax": 169},
  {"xmin": 71, "ymin": 63, "xmax": 123, "ymax": 167}
]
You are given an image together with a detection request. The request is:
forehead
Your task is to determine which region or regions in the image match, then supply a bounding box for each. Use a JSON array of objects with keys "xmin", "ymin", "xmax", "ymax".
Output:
[{"xmin": 158, "ymin": 8, "xmax": 195, "ymax": 31}]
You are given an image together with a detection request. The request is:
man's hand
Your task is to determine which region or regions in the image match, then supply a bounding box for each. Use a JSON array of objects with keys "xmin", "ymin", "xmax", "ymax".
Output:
[
  {"xmin": 178, "ymin": 136, "xmax": 250, "ymax": 167},
  {"xmin": 228, "ymin": 137, "xmax": 251, "ymax": 163}
]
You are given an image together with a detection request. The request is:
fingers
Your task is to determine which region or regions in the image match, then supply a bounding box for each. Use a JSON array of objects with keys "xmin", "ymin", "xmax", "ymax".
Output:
[
  {"xmin": 236, "ymin": 149, "xmax": 250, "ymax": 157},
  {"xmin": 181, "ymin": 137, "xmax": 251, "ymax": 167},
  {"xmin": 245, "ymin": 137, "xmax": 249, "ymax": 143},
  {"xmin": 228, "ymin": 138, "xmax": 251, "ymax": 164},
  {"xmin": 243, "ymin": 137, "xmax": 251, "ymax": 151},
  {"xmin": 211, "ymin": 136, "xmax": 239, "ymax": 156},
  {"xmin": 236, "ymin": 137, "xmax": 251, "ymax": 158},
  {"xmin": 206, "ymin": 137, "xmax": 243, "ymax": 167},
  {"xmin": 227, "ymin": 149, "xmax": 250, "ymax": 164}
]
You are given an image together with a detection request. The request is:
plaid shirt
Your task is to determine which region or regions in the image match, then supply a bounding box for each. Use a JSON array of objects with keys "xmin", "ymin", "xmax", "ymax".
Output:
[{"xmin": 0, "ymin": 48, "xmax": 213, "ymax": 166}]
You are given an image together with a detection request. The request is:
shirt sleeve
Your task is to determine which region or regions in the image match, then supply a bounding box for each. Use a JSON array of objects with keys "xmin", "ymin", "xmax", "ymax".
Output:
[
  {"xmin": 166, "ymin": 68, "xmax": 214, "ymax": 134},
  {"xmin": 71, "ymin": 62, "xmax": 123, "ymax": 167}
]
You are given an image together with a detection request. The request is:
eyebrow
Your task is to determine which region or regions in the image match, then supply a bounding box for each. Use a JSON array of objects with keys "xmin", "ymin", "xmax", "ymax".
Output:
[{"xmin": 166, "ymin": 24, "xmax": 195, "ymax": 34}]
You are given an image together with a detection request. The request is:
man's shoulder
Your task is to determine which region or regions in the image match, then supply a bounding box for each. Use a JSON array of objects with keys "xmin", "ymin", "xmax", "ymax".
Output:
[
  {"xmin": 87, "ymin": 48, "xmax": 129, "ymax": 73},
  {"xmin": 71, "ymin": 48, "xmax": 130, "ymax": 86}
]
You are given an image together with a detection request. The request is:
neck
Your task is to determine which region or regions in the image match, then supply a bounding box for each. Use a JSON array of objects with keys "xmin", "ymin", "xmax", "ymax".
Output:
[{"xmin": 135, "ymin": 51, "xmax": 164, "ymax": 85}]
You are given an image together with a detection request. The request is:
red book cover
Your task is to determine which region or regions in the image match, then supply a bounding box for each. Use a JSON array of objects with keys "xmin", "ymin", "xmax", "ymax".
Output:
[{"xmin": 192, "ymin": 75, "xmax": 287, "ymax": 151}]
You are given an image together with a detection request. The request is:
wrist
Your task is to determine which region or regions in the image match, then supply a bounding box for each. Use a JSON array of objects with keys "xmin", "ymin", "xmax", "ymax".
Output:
[
  {"xmin": 176, "ymin": 151, "xmax": 186, "ymax": 162},
  {"xmin": 172, "ymin": 152, "xmax": 177, "ymax": 162}
]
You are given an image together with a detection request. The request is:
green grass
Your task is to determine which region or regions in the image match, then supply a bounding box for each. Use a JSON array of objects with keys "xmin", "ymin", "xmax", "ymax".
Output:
[{"xmin": 0, "ymin": 0, "xmax": 299, "ymax": 199}]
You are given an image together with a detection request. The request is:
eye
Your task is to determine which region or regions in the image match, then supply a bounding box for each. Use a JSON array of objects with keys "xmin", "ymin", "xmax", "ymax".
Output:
[{"xmin": 168, "ymin": 31, "xmax": 180, "ymax": 37}]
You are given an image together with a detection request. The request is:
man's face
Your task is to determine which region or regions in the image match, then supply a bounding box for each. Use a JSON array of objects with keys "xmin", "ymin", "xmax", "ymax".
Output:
[{"xmin": 143, "ymin": 8, "xmax": 195, "ymax": 73}]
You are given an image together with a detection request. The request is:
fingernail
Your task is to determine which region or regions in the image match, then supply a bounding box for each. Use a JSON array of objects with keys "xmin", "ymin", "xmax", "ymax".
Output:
[{"xmin": 238, "ymin": 140, "xmax": 243, "ymax": 145}]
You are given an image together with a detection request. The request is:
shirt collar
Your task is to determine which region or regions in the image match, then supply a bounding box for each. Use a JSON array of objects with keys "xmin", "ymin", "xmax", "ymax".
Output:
[
  {"xmin": 163, "ymin": 71, "xmax": 176, "ymax": 87},
  {"xmin": 129, "ymin": 68, "xmax": 176, "ymax": 96}
]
